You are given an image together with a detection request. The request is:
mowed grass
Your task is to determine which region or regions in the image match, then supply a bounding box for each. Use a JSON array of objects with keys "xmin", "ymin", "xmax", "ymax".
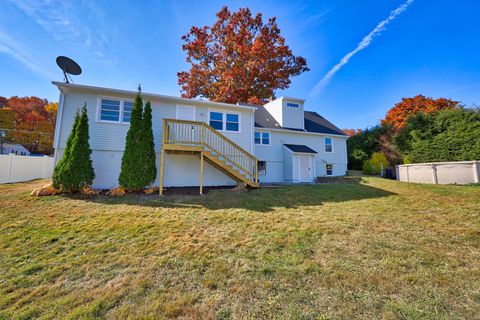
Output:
[{"xmin": 0, "ymin": 178, "xmax": 479, "ymax": 319}]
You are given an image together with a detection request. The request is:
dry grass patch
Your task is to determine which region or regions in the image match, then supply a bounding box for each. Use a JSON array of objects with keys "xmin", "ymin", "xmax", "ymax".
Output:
[{"xmin": 0, "ymin": 178, "xmax": 479, "ymax": 319}]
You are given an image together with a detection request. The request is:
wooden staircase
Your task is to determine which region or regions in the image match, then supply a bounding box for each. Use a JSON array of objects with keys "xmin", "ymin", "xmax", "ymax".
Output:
[{"xmin": 159, "ymin": 119, "xmax": 259, "ymax": 195}]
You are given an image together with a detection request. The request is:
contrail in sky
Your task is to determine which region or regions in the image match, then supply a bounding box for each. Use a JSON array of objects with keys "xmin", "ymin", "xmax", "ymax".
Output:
[{"xmin": 310, "ymin": 0, "xmax": 414, "ymax": 96}]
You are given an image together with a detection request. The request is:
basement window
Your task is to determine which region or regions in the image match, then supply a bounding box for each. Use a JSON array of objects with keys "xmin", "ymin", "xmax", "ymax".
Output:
[
  {"xmin": 258, "ymin": 161, "xmax": 266, "ymax": 175},
  {"xmin": 326, "ymin": 164, "xmax": 333, "ymax": 176}
]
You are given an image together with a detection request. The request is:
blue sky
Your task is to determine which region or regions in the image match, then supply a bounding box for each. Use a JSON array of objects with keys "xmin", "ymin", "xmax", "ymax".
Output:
[{"xmin": 1, "ymin": 0, "xmax": 479, "ymax": 129}]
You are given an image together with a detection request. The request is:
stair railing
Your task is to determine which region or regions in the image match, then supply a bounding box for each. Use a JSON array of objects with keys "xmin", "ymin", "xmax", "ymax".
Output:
[{"xmin": 162, "ymin": 118, "xmax": 258, "ymax": 184}]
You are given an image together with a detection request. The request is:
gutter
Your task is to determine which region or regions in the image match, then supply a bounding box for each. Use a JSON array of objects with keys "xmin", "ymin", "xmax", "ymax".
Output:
[
  {"xmin": 255, "ymin": 126, "xmax": 348, "ymax": 138},
  {"xmin": 51, "ymin": 81, "xmax": 258, "ymax": 112},
  {"xmin": 52, "ymin": 87, "xmax": 65, "ymax": 165}
]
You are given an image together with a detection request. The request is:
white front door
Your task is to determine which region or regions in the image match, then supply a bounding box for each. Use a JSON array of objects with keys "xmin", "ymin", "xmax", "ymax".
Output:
[
  {"xmin": 176, "ymin": 105, "xmax": 196, "ymax": 121},
  {"xmin": 298, "ymin": 155, "xmax": 313, "ymax": 182}
]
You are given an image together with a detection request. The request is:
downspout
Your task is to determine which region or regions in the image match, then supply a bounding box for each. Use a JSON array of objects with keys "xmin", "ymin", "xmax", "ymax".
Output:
[{"xmin": 52, "ymin": 87, "xmax": 65, "ymax": 165}]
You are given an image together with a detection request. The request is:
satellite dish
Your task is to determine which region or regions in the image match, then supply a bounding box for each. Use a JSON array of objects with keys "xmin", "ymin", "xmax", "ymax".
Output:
[{"xmin": 56, "ymin": 56, "xmax": 82, "ymax": 83}]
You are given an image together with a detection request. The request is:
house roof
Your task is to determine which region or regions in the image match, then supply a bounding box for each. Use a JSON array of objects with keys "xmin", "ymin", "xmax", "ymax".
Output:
[
  {"xmin": 52, "ymin": 82, "xmax": 258, "ymax": 111},
  {"xmin": 284, "ymin": 144, "xmax": 318, "ymax": 154},
  {"xmin": 254, "ymin": 106, "xmax": 347, "ymax": 136}
]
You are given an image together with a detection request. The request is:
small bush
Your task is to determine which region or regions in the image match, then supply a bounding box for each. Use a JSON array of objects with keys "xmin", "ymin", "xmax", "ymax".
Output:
[
  {"xmin": 52, "ymin": 105, "xmax": 94, "ymax": 192},
  {"xmin": 362, "ymin": 160, "xmax": 373, "ymax": 175},
  {"xmin": 370, "ymin": 152, "xmax": 389, "ymax": 175}
]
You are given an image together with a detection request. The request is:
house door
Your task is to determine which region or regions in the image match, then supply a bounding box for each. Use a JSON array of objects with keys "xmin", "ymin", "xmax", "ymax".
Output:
[
  {"xmin": 176, "ymin": 105, "xmax": 195, "ymax": 121},
  {"xmin": 298, "ymin": 155, "xmax": 313, "ymax": 182}
]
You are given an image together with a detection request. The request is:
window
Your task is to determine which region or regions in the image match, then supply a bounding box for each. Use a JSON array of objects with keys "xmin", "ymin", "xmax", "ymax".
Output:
[
  {"xmin": 325, "ymin": 137, "xmax": 333, "ymax": 153},
  {"xmin": 286, "ymin": 102, "xmax": 299, "ymax": 108},
  {"xmin": 209, "ymin": 111, "xmax": 240, "ymax": 132},
  {"xmin": 326, "ymin": 164, "xmax": 333, "ymax": 176},
  {"xmin": 255, "ymin": 132, "xmax": 270, "ymax": 145},
  {"xmin": 98, "ymin": 98, "xmax": 133, "ymax": 124},
  {"xmin": 209, "ymin": 112, "xmax": 223, "ymax": 130},
  {"xmin": 258, "ymin": 161, "xmax": 266, "ymax": 175},
  {"xmin": 123, "ymin": 101, "xmax": 133, "ymax": 123},
  {"xmin": 255, "ymin": 132, "xmax": 261, "ymax": 144},
  {"xmin": 226, "ymin": 114, "xmax": 239, "ymax": 131},
  {"xmin": 100, "ymin": 99, "xmax": 120, "ymax": 122},
  {"xmin": 261, "ymin": 132, "xmax": 270, "ymax": 145}
]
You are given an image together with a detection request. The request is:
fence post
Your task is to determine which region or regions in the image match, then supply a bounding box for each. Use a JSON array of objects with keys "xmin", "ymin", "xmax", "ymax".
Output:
[
  {"xmin": 7, "ymin": 153, "xmax": 14, "ymax": 183},
  {"xmin": 405, "ymin": 165, "xmax": 410, "ymax": 182},
  {"xmin": 431, "ymin": 164, "xmax": 438, "ymax": 184},
  {"xmin": 473, "ymin": 161, "xmax": 479, "ymax": 184},
  {"xmin": 42, "ymin": 155, "xmax": 47, "ymax": 178}
]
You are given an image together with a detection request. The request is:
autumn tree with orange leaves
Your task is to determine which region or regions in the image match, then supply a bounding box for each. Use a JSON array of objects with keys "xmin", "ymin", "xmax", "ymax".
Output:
[
  {"xmin": 177, "ymin": 6, "xmax": 309, "ymax": 105},
  {"xmin": 0, "ymin": 96, "xmax": 57, "ymax": 154},
  {"xmin": 382, "ymin": 95, "xmax": 458, "ymax": 129}
]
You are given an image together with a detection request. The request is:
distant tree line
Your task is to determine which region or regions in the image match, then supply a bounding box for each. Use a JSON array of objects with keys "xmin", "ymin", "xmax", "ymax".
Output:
[
  {"xmin": 345, "ymin": 95, "xmax": 480, "ymax": 172},
  {"xmin": 0, "ymin": 96, "xmax": 57, "ymax": 155}
]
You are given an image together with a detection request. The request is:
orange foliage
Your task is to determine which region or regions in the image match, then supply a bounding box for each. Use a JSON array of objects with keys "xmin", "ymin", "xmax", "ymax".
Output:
[
  {"xmin": 0, "ymin": 96, "xmax": 58, "ymax": 154},
  {"xmin": 342, "ymin": 128, "xmax": 362, "ymax": 137},
  {"xmin": 382, "ymin": 95, "xmax": 458, "ymax": 129},
  {"xmin": 177, "ymin": 6, "xmax": 309, "ymax": 104}
]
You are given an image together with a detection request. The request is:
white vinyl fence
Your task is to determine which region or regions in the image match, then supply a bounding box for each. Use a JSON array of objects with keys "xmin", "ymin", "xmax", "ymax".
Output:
[
  {"xmin": 0, "ymin": 154, "xmax": 54, "ymax": 184},
  {"xmin": 396, "ymin": 160, "xmax": 480, "ymax": 185}
]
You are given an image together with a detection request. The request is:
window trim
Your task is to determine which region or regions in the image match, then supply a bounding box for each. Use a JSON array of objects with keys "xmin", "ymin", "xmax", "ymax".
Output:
[
  {"xmin": 96, "ymin": 96, "xmax": 134, "ymax": 125},
  {"xmin": 254, "ymin": 131, "xmax": 271, "ymax": 146},
  {"xmin": 324, "ymin": 137, "xmax": 333, "ymax": 153},
  {"xmin": 208, "ymin": 109, "xmax": 241, "ymax": 133},
  {"xmin": 326, "ymin": 163, "xmax": 333, "ymax": 176}
]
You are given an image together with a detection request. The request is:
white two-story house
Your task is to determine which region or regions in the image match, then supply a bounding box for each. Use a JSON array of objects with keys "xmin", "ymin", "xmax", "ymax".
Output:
[{"xmin": 52, "ymin": 82, "xmax": 347, "ymax": 192}]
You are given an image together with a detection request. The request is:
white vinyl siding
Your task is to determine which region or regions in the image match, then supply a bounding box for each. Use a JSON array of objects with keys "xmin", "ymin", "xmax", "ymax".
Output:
[{"xmin": 56, "ymin": 87, "xmax": 255, "ymax": 189}]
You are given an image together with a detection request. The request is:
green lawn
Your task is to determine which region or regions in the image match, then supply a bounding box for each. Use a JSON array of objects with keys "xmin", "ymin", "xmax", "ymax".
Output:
[{"xmin": 1, "ymin": 178, "xmax": 479, "ymax": 319}]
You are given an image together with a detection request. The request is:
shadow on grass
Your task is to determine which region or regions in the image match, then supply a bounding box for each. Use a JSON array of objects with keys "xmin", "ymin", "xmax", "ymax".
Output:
[{"xmin": 73, "ymin": 178, "xmax": 396, "ymax": 213}]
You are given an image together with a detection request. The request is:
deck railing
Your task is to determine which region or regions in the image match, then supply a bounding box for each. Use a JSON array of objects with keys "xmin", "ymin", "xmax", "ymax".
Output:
[{"xmin": 162, "ymin": 118, "xmax": 258, "ymax": 184}]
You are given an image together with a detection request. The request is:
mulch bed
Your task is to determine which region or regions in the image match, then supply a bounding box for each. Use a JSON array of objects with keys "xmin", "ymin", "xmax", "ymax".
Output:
[{"xmin": 315, "ymin": 176, "xmax": 362, "ymax": 184}]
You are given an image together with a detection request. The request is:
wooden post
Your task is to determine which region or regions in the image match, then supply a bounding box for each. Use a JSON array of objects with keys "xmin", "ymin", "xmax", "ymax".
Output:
[
  {"xmin": 200, "ymin": 151, "xmax": 204, "ymax": 195},
  {"xmin": 159, "ymin": 148, "xmax": 165, "ymax": 196}
]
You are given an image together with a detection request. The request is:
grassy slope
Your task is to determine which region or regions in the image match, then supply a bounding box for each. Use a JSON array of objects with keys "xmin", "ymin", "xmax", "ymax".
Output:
[{"xmin": 0, "ymin": 178, "xmax": 479, "ymax": 319}]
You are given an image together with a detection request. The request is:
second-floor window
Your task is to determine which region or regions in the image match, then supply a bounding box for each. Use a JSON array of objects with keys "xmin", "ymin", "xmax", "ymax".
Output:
[
  {"xmin": 325, "ymin": 137, "xmax": 333, "ymax": 153},
  {"xmin": 98, "ymin": 98, "xmax": 133, "ymax": 124},
  {"xmin": 209, "ymin": 111, "xmax": 240, "ymax": 132}
]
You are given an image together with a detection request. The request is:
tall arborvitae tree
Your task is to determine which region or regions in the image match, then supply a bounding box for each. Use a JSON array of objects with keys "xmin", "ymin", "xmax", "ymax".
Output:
[
  {"xmin": 52, "ymin": 105, "xmax": 94, "ymax": 192},
  {"xmin": 143, "ymin": 100, "xmax": 157, "ymax": 185},
  {"xmin": 52, "ymin": 110, "xmax": 80, "ymax": 189},
  {"xmin": 119, "ymin": 93, "xmax": 150, "ymax": 190}
]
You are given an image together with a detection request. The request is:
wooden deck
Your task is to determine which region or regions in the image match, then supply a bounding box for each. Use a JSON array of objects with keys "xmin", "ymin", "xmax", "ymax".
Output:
[{"xmin": 159, "ymin": 119, "xmax": 259, "ymax": 195}]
